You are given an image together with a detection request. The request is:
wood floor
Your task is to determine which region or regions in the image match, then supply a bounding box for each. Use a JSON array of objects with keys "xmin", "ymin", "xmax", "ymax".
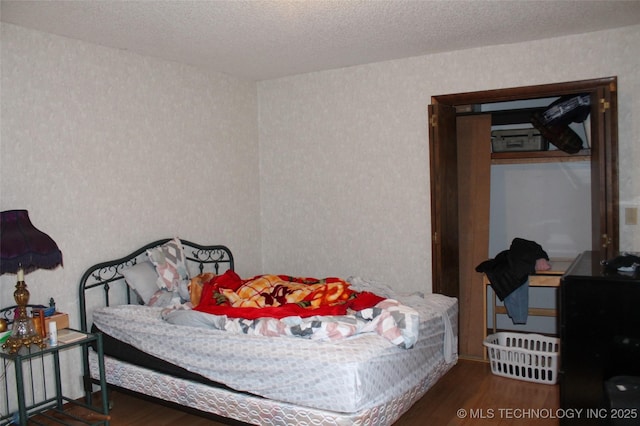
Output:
[{"xmin": 83, "ymin": 359, "xmax": 560, "ymax": 426}]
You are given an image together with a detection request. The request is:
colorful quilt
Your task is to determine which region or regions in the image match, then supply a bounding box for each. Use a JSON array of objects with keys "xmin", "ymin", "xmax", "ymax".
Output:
[
  {"xmin": 163, "ymin": 271, "xmax": 420, "ymax": 348},
  {"xmin": 193, "ymin": 270, "xmax": 385, "ymax": 318}
]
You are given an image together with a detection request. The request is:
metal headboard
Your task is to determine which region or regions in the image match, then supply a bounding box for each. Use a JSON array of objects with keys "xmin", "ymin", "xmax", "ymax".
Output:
[{"xmin": 78, "ymin": 239, "xmax": 234, "ymax": 333}]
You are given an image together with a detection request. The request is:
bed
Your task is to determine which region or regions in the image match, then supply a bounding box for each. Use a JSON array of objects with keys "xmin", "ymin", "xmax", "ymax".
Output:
[{"xmin": 78, "ymin": 238, "xmax": 458, "ymax": 425}]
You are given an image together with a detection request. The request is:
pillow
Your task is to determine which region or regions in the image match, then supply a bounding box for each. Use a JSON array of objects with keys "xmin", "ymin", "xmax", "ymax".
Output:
[
  {"xmin": 177, "ymin": 279, "xmax": 191, "ymax": 303},
  {"xmin": 146, "ymin": 237, "xmax": 189, "ymax": 291},
  {"xmin": 147, "ymin": 288, "xmax": 181, "ymax": 308},
  {"xmin": 121, "ymin": 261, "xmax": 161, "ymax": 305}
]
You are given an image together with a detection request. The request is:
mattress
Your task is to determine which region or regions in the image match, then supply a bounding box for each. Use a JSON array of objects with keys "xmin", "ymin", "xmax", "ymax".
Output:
[
  {"xmin": 90, "ymin": 283, "xmax": 457, "ymax": 423},
  {"xmin": 89, "ymin": 348, "xmax": 452, "ymax": 426}
]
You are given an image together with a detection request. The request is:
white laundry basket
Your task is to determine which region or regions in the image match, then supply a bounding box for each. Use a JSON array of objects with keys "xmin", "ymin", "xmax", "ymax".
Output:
[{"xmin": 483, "ymin": 332, "xmax": 559, "ymax": 384}]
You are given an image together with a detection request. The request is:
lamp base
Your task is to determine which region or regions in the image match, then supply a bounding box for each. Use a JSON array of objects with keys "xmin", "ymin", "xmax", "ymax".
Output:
[
  {"xmin": 2, "ymin": 331, "xmax": 46, "ymax": 354},
  {"xmin": 1, "ymin": 277, "xmax": 47, "ymax": 354}
]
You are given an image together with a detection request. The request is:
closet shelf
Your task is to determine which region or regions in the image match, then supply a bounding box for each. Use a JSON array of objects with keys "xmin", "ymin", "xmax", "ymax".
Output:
[{"xmin": 491, "ymin": 149, "xmax": 590, "ymax": 164}]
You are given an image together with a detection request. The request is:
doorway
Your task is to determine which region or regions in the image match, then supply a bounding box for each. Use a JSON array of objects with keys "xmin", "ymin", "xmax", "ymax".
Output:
[{"xmin": 428, "ymin": 77, "xmax": 619, "ymax": 358}]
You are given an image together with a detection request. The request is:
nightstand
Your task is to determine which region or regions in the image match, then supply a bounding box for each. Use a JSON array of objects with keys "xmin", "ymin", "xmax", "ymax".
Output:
[{"xmin": 0, "ymin": 329, "xmax": 109, "ymax": 426}]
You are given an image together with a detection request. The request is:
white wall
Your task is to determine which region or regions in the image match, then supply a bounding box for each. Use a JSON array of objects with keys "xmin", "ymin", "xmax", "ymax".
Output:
[
  {"xmin": 0, "ymin": 22, "xmax": 264, "ymax": 309},
  {"xmin": 489, "ymin": 162, "xmax": 592, "ymax": 259},
  {"xmin": 0, "ymin": 23, "xmax": 263, "ymax": 394},
  {"xmin": 258, "ymin": 25, "xmax": 640, "ymax": 294}
]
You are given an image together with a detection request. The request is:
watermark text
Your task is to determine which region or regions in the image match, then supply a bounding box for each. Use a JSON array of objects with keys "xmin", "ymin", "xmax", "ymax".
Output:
[{"xmin": 456, "ymin": 408, "xmax": 638, "ymax": 420}]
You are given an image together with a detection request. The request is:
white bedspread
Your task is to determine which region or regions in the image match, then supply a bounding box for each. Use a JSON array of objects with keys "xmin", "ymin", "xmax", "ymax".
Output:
[{"xmin": 92, "ymin": 279, "xmax": 457, "ymax": 413}]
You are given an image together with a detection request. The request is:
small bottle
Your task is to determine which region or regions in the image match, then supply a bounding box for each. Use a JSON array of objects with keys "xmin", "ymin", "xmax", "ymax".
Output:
[{"xmin": 49, "ymin": 321, "xmax": 58, "ymax": 347}]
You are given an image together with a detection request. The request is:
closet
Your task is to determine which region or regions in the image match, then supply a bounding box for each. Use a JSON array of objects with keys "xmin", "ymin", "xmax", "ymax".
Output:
[{"xmin": 428, "ymin": 77, "xmax": 618, "ymax": 359}]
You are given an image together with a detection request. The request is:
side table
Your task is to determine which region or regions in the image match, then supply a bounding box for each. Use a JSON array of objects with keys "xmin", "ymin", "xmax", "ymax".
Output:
[{"xmin": 1, "ymin": 330, "xmax": 109, "ymax": 426}]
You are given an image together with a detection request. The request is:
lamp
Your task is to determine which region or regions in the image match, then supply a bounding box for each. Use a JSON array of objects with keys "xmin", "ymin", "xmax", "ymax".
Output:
[{"xmin": 0, "ymin": 210, "xmax": 63, "ymax": 353}]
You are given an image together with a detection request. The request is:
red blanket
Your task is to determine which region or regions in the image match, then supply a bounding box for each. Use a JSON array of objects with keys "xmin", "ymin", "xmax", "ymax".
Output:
[{"xmin": 193, "ymin": 270, "xmax": 384, "ymax": 319}]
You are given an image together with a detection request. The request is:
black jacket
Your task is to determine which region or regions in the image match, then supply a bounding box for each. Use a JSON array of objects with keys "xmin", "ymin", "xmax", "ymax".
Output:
[{"xmin": 475, "ymin": 238, "xmax": 549, "ymax": 300}]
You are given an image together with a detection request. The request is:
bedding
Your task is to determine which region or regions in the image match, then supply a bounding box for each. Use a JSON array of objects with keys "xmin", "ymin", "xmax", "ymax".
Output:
[
  {"xmin": 161, "ymin": 270, "xmax": 421, "ymax": 348},
  {"xmin": 164, "ymin": 297, "xmax": 419, "ymax": 348},
  {"xmin": 79, "ymin": 239, "xmax": 458, "ymax": 426},
  {"xmin": 91, "ymin": 278, "xmax": 455, "ymax": 414},
  {"xmin": 193, "ymin": 270, "xmax": 383, "ymax": 315}
]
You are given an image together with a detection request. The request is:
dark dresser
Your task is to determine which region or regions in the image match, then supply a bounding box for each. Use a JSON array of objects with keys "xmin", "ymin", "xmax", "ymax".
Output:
[{"xmin": 559, "ymin": 251, "xmax": 640, "ymax": 425}]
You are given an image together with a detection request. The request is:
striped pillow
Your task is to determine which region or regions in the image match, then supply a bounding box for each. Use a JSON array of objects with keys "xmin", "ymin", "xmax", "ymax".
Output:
[{"xmin": 147, "ymin": 237, "xmax": 189, "ymax": 291}]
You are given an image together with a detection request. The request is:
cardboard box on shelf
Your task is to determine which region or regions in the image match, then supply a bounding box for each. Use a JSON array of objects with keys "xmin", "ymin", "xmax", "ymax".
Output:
[{"xmin": 33, "ymin": 312, "xmax": 69, "ymax": 337}]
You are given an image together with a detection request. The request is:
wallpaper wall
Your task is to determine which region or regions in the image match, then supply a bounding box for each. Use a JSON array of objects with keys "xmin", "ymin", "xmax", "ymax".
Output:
[
  {"xmin": 0, "ymin": 23, "xmax": 262, "ymax": 328},
  {"xmin": 258, "ymin": 24, "xmax": 640, "ymax": 294}
]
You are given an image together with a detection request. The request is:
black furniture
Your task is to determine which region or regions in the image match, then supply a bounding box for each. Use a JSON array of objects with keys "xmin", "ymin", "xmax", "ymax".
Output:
[
  {"xmin": 560, "ymin": 251, "xmax": 640, "ymax": 425},
  {"xmin": 0, "ymin": 328, "xmax": 109, "ymax": 426}
]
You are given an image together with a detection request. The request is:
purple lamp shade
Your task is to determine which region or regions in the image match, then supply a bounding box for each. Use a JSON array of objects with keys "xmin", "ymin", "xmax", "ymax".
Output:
[{"xmin": 0, "ymin": 210, "xmax": 63, "ymax": 275}]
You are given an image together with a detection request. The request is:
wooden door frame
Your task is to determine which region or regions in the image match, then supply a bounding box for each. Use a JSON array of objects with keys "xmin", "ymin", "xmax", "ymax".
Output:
[{"xmin": 429, "ymin": 77, "xmax": 619, "ymax": 296}]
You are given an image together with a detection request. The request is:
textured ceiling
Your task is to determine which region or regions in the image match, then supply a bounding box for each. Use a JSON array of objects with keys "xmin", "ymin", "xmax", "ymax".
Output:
[{"xmin": 2, "ymin": 0, "xmax": 640, "ymax": 81}]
